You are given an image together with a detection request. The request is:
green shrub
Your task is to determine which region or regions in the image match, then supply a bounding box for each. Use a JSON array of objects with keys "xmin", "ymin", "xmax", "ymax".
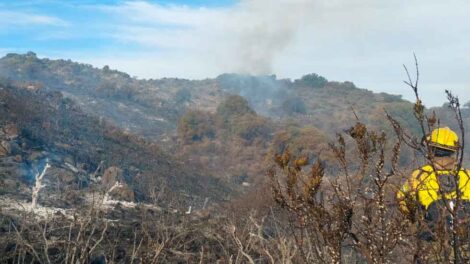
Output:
[
  {"xmin": 216, "ymin": 95, "xmax": 255, "ymax": 121},
  {"xmin": 231, "ymin": 115, "xmax": 273, "ymax": 142},
  {"xmin": 295, "ymin": 73, "xmax": 327, "ymax": 88},
  {"xmin": 177, "ymin": 110, "xmax": 215, "ymax": 142}
]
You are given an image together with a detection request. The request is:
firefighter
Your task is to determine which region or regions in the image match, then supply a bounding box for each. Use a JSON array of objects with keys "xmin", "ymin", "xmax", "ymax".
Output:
[{"xmin": 397, "ymin": 127, "xmax": 470, "ymax": 242}]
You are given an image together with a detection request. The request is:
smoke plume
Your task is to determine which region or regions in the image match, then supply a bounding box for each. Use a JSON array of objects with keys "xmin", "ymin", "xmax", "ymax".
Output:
[
  {"xmin": 226, "ymin": 0, "xmax": 315, "ymax": 75},
  {"xmin": 99, "ymin": 0, "xmax": 316, "ymax": 77}
]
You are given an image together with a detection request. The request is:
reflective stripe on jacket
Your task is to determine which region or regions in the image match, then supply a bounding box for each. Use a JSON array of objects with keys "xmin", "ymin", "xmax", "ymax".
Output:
[{"xmin": 397, "ymin": 165, "xmax": 470, "ymax": 211}]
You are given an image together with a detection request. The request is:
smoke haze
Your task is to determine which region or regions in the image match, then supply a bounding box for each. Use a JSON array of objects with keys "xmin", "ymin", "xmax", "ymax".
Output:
[{"xmin": 97, "ymin": 0, "xmax": 316, "ymax": 75}]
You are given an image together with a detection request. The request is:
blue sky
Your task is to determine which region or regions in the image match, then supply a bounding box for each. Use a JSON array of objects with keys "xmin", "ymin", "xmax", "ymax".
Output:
[
  {"xmin": 0, "ymin": 1, "xmax": 234, "ymax": 55},
  {"xmin": 0, "ymin": 0, "xmax": 470, "ymax": 106}
]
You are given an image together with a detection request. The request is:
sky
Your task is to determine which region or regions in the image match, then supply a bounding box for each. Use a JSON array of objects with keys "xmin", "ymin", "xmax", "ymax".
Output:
[{"xmin": 0, "ymin": 0, "xmax": 469, "ymax": 106}]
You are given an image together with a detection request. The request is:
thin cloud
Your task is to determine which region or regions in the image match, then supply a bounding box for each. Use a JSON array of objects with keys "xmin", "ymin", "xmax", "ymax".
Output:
[{"xmin": 0, "ymin": 11, "xmax": 66, "ymax": 27}]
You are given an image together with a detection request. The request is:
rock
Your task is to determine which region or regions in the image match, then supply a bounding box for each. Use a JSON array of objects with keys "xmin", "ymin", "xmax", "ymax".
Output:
[
  {"xmin": 190, "ymin": 209, "xmax": 211, "ymax": 221},
  {"xmin": 13, "ymin": 155, "xmax": 22, "ymax": 163},
  {"xmin": 109, "ymin": 183, "xmax": 135, "ymax": 202},
  {"xmin": 3, "ymin": 124, "xmax": 18, "ymax": 139},
  {"xmin": 242, "ymin": 182, "xmax": 251, "ymax": 187},
  {"xmin": 0, "ymin": 145, "xmax": 8, "ymax": 157},
  {"xmin": 0, "ymin": 141, "xmax": 11, "ymax": 156},
  {"xmin": 49, "ymin": 167, "xmax": 76, "ymax": 185},
  {"xmin": 102, "ymin": 166, "xmax": 124, "ymax": 187},
  {"xmin": 65, "ymin": 162, "xmax": 79, "ymax": 173},
  {"xmin": 64, "ymin": 156, "xmax": 75, "ymax": 166}
]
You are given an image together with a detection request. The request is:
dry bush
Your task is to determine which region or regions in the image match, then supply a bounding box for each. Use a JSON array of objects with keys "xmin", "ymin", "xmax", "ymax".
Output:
[
  {"xmin": 1, "ymin": 202, "xmax": 308, "ymax": 264},
  {"xmin": 268, "ymin": 123, "xmax": 411, "ymax": 263},
  {"xmin": 268, "ymin": 57, "xmax": 470, "ymax": 263}
]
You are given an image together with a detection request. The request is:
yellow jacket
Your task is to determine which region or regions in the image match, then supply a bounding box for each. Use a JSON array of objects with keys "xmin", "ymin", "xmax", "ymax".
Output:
[{"xmin": 397, "ymin": 165, "xmax": 470, "ymax": 212}]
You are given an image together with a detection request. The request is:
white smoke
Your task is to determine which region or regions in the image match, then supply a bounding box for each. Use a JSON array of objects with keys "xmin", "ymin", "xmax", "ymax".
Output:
[
  {"xmin": 225, "ymin": 0, "xmax": 315, "ymax": 74},
  {"xmin": 98, "ymin": 0, "xmax": 316, "ymax": 76},
  {"xmin": 82, "ymin": 0, "xmax": 470, "ymax": 105}
]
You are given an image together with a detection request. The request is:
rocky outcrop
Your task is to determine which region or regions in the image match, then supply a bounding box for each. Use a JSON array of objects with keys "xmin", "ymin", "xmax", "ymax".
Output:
[
  {"xmin": 101, "ymin": 166, "xmax": 135, "ymax": 202},
  {"xmin": 0, "ymin": 124, "xmax": 19, "ymax": 157},
  {"xmin": 3, "ymin": 124, "xmax": 18, "ymax": 140},
  {"xmin": 108, "ymin": 183, "xmax": 135, "ymax": 202},
  {"xmin": 101, "ymin": 166, "xmax": 124, "ymax": 187},
  {"xmin": 0, "ymin": 142, "xmax": 8, "ymax": 157}
]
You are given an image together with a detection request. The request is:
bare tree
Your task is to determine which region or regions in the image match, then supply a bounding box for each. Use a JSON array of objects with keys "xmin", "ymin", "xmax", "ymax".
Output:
[{"xmin": 31, "ymin": 160, "xmax": 51, "ymax": 210}]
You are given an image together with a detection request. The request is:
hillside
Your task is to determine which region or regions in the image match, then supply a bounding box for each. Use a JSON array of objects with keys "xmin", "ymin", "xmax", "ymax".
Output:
[
  {"xmin": 2, "ymin": 52, "xmax": 470, "ymax": 263},
  {"xmin": 0, "ymin": 52, "xmax": 227, "ymax": 140},
  {"xmin": 0, "ymin": 80, "xmax": 229, "ymax": 208},
  {"xmin": 2, "ymin": 52, "xmax": 470, "ymax": 188},
  {"xmin": 0, "ymin": 53, "xmax": 414, "ymax": 141}
]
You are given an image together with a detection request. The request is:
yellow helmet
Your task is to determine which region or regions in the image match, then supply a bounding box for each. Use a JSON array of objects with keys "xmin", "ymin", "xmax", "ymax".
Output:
[{"xmin": 427, "ymin": 127, "xmax": 459, "ymax": 151}]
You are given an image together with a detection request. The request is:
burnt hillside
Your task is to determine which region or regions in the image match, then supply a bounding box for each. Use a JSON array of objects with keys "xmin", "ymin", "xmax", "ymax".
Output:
[
  {"xmin": 2, "ymin": 52, "xmax": 470, "ymax": 189},
  {"xmin": 0, "ymin": 80, "xmax": 229, "ymax": 205},
  {"xmin": 0, "ymin": 52, "xmax": 416, "ymax": 141}
]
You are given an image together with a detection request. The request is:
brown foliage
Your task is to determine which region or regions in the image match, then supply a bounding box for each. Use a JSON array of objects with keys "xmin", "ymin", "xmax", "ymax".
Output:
[
  {"xmin": 177, "ymin": 110, "xmax": 216, "ymax": 143},
  {"xmin": 267, "ymin": 57, "xmax": 470, "ymax": 263}
]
